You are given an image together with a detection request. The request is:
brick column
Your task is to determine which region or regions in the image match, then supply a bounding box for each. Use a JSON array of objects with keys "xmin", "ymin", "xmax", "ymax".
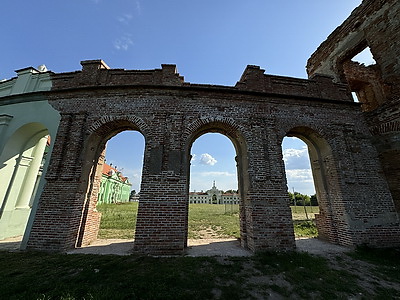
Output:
[
  {"xmin": 244, "ymin": 122, "xmax": 296, "ymax": 252},
  {"xmin": 333, "ymin": 124, "xmax": 400, "ymax": 247},
  {"xmin": 27, "ymin": 113, "xmax": 90, "ymax": 251},
  {"xmin": 76, "ymin": 149, "xmax": 104, "ymax": 247},
  {"xmin": 134, "ymin": 115, "xmax": 188, "ymax": 255}
]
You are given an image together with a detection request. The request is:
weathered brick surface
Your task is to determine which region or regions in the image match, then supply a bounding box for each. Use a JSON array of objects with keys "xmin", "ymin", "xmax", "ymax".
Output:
[
  {"xmin": 24, "ymin": 54, "xmax": 400, "ymax": 254},
  {"xmin": 76, "ymin": 148, "xmax": 105, "ymax": 247},
  {"xmin": 307, "ymin": 0, "xmax": 400, "ymax": 86},
  {"xmin": 22, "ymin": 1, "xmax": 400, "ymax": 254},
  {"xmin": 308, "ymin": 0, "xmax": 400, "ymax": 219}
]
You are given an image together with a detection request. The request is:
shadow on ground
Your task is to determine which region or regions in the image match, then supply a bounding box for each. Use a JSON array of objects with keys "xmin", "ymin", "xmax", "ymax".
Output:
[
  {"xmin": 1, "ymin": 236, "xmax": 350, "ymax": 258},
  {"xmin": 186, "ymin": 238, "xmax": 252, "ymax": 257},
  {"xmin": 68, "ymin": 239, "xmax": 134, "ymax": 255},
  {"xmin": 0, "ymin": 236, "xmax": 22, "ymax": 251}
]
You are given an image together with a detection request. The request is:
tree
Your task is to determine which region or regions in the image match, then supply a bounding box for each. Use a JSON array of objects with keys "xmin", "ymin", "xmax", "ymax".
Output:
[
  {"xmin": 288, "ymin": 191, "xmax": 295, "ymax": 205},
  {"xmin": 310, "ymin": 194, "xmax": 318, "ymax": 206},
  {"xmin": 129, "ymin": 190, "xmax": 136, "ymax": 201},
  {"xmin": 288, "ymin": 191, "xmax": 311, "ymax": 206},
  {"xmin": 225, "ymin": 189, "xmax": 238, "ymax": 194}
]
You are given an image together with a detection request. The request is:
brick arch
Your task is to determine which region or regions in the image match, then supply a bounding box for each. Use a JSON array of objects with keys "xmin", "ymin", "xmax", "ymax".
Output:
[
  {"xmin": 280, "ymin": 125, "xmax": 347, "ymax": 245},
  {"xmin": 82, "ymin": 115, "xmax": 149, "ymax": 181},
  {"xmin": 76, "ymin": 116, "xmax": 148, "ymax": 247},
  {"xmin": 87, "ymin": 114, "xmax": 150, "ymax": 138},
  {"xmin": 370, "ymin": 120, "xmax": 400, "ymax": 135},
  {"xmin": 276, "ymin": 122, "xmax": 329, "ymax": 146},
  {"xmin": 285, "ymin": 125, "xmax": 330, "ymax": 144},
  {"xmin": 81, "ymin": 115, "xmax": 149, "ymax": 193},
  {"xmin": 183, "ymin": 116, "xmax": 251, "ymax": 248},
  {"xmin": 183, "ymin": 117, "xmax": 249, "ymax": 183},
  {"xmin": 184, "ymin": 116, "xmax": 248, "ymax": 149}
]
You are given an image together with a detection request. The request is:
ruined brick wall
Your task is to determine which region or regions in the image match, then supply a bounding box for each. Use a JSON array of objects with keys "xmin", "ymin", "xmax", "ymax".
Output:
[
  {"xmin": 75, "ymin": 148, "xmax": 105, "ymax": 247},
  {"xmin": 307, "ymin": 0, "xmax": 400, "ymax": 87},
  {"xmin": 307, "ymin": 0, "xmax": 400, "ymax": 217},
  {"xmin": 25, "ymin": 60, "xmax": 400, "ymax": 254}
]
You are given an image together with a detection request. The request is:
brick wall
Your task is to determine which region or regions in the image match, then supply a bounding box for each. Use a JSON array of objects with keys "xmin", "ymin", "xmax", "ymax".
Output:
[
  {"xmin": 25, "ymin": 58, "xmax": 400, "ymax": 254},
  {"xmin": 307, "ymin": 0, "xmax": 400, "ymax": 220}
]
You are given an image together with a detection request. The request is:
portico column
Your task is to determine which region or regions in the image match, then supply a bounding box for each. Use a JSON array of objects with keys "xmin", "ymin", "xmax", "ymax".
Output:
[
  {"xmin": 15, "ymin": 135, "xmax": 48, "ymax": 208},
  {"xmin": 0, "ymin": 114, "xmax": 13, "ymax": 155}
]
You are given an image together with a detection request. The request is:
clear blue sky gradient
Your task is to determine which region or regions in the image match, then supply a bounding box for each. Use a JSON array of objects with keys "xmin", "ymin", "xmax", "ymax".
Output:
[{"xmin": 1, "ymin": 1, "xmax": 363, "ymax": 194}]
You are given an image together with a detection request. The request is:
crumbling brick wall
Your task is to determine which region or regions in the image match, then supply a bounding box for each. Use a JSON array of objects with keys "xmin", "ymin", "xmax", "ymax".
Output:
[
  {"xmin": 24, "ymin": 59, "xmax": 400, "ymax": 254},
  {"xmin": 307, "ymin": 0, "xmax": 400, "ymax": 217}
]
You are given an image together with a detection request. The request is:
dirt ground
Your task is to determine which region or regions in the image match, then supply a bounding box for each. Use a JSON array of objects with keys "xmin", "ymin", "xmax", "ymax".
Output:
[
  {"xmin": 65, "ymin": 237, "xmax": 350, "ymax": 257},
  {"xmin": 64, "ymin": 237, "xmax": 253, "ymax": 256},
  {"xmin": 0, "ymin": 235, "xmax": 349, "ymax": 257}
]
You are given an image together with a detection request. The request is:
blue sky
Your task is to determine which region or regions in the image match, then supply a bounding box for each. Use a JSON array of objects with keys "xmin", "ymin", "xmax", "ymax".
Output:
[
  {"xmin": 1, "ymin": 0, "xmax": 363, "ymax": 195},
  {"xmin": 190, "ymin": 133, "xmax": 237, "ymax": 193}
]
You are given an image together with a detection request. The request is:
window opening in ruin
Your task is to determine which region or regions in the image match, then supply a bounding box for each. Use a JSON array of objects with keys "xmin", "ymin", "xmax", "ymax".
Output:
[
  {"xmin": 0, "ymin": 124, "xmax": 50, "ymax": 245},
  {"xmin": 351, "ymin": 47, "xmax": 376, "ymax": 66},
  {"xmin": 95, "ymin": 130, "xmax": 145, "ymax": 241},
  {"xmin": 343, "ymin": 46, "xmax": 384, "ymax": 110},
  {"xmin": 188, "ymin": 133, "xmax": 240, "ymax": 247},
  {"xmin": 351, "ymin": 92, "xmax": 359, "ymax": 102},
  {"xmin": 282, "ymin": 136, "xmax": 319, "ymax": 240}
]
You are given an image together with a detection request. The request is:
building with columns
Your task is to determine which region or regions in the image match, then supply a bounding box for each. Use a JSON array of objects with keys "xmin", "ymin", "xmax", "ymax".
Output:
[
  {"xmin": 189, "ymin": 181, "xmax": 239, "ymax": 204},
  {"xmin": 97, "ymin": 163, "xmax": 132, "ymax": 204},
  {"xmin": 0, "ymin": 66, "xmax": 60, "ymax": 240}
]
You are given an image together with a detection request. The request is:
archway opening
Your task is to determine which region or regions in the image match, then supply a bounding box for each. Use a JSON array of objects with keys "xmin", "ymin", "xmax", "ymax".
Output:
[
  {"xmin": 0, "ymin": 123, "xmax": 51, "ymax": 244},
  {"xmin": 282, "ymin": 136, "xmax": 318, "ymax": 240},
  {"xmin": 188, "ymin": 132, "xmax": 241, "ymax": 251},
  {"xmin": 340, "ymin": 43, "xmax": 385, "ymax": 111},
  {"xmin": 283, "ymin": 128, "xmax": 341, "ymax": 245},
  {"xmin": 351, "ymin": 46, "xmax": 376, "ymax": 66},
  {"xmin": 95, "ymin": 130, "xmax": 145, "ymax": 241}
]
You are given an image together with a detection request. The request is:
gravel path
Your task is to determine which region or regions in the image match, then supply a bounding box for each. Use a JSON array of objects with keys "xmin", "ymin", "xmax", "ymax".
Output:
[
  {"xmin": 65, "ymin": 237, "xmax": 350, "ymax": 257},
  {"xmin": 186, "ymin": 238, "xmax": 252, "ymax": 256},
  {"xmin": 0, "ymin": 236, "xmax": 22, "ymax": 251},
  {"xmin": 1, "ymin": 236, "xmax": 349, "ymax": 257},
  {"xmin": 295, "ymin": 237, "xmax": 350, "ymax": 256}
]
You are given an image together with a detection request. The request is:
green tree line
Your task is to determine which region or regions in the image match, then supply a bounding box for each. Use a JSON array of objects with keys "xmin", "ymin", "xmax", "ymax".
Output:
[{"xmin": 288, "ymin": 191, "xmax": 318, "ymax": 206}]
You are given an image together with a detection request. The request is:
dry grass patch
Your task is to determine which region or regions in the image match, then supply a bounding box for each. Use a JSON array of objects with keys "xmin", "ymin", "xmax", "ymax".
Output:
[{"xmin": 97, "ymin": 203, "xmax": 320, "ymax": 240}]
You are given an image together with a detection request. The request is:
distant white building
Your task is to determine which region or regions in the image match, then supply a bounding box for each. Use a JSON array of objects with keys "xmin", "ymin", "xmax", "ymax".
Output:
[{"xmin": 189, "ymin": 181, "xmax": 240, "ymax": 204}]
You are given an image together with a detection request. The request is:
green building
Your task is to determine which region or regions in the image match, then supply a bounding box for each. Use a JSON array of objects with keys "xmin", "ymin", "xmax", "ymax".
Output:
[
  {"xmin": 97, "ymin": 163, "xmax": 132, "ymax": 204},
  {"xmin": 0, "ymin": 66, "xmax": 60, "ymax": 241}
]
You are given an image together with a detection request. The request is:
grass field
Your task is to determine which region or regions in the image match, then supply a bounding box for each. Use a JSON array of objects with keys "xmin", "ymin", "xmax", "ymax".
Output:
[
  {"xmin": 1, "ymin": 247, "xmax": 399, "ymax": 299},
  {"xmin": 2, "ymin": 205, "xmax": 399, "ymax": 298},
  {"xmin": 188, "ymin": 204, "xmax": 240, "ymax": 239},
  {"xmin": 97, "ymin": 202, "xmax": 138, "ymax": 239},
  {"xmin": 97, "ymin": 203, "xmax": 319, "ymax": 239},
  {"xmin": 291, "ymin": 206, "xmax": 319, "ymax": 238},
  {"xmin": 291, "ymin": 205, "xmax": 319, "ymax": 220}
]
